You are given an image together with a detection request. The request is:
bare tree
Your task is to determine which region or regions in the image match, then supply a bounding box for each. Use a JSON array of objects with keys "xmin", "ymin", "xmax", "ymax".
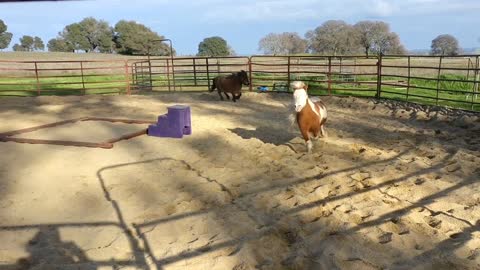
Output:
[
  {"xmin": 258, "ymin": 33, "xmax": 281, "ymax": 55},
  {"xmin": 306, "ymin": 20, "xmax": 359, "ymax": 55},
  {"xmin": 430, "ymin": 34, "xmax": 460, "ymax": 56},
  {"xmin": 354, "ymin": 20, "xmax": 406, "ymax": 56},
  {"xmin": 281, "ymin": 32, "xmax": 308, "ymax": 54},
  {"xmin": 258, "ymin": 32, "xmax": 307, "ymax": 55},
  {"xmin": 375, "ymin": 32, "xmax": 406, "ymax": 55}
]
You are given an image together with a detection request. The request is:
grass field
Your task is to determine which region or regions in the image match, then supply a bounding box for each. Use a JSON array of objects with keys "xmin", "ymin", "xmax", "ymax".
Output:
[{"xmin": 0, "ymin": 75, "xmax": 128, "ymax": 96}]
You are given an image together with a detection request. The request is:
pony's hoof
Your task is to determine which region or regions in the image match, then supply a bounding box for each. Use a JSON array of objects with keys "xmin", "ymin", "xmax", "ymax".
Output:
[{"xmin": 306, "ymin": 140, "xmax": 313, "ymax": 153}]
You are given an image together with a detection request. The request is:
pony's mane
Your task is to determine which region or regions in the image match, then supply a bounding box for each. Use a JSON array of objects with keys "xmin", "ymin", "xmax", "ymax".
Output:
[{"xmin": 291, "ymin": 81, "xmax": 306, "ymax": 90}]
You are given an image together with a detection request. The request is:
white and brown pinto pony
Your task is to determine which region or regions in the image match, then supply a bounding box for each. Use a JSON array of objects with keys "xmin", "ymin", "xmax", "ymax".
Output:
[{"xmin": 291, "ymin": 81, "xmax": 328, "ymax": 153}]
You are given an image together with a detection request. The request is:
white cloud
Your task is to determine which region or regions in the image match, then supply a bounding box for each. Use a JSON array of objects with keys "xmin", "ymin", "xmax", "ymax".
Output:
[
  {"xmin": 372, "ymin": 0, "xmax": 395, "ymax": 16},
  {"xmin": 196, "ymin": 0, "xmax": 480, "ymax": 22},
  {"xmin": 202, "ymin": 0, "xmax": 321, "ymax": 22}
]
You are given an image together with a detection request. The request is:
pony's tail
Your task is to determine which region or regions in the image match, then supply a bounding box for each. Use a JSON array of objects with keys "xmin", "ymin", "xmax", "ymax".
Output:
[
  {"xmin": 288, "ymin": 112, "xmax": 297, "ymax": 132},
  {"xmin": 209, "ymin": 79, "xmax": 216, "ymax": 92}
]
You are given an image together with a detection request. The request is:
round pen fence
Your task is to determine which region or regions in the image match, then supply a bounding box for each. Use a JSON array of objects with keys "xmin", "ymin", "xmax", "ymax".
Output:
[
  {"xmin": 249, "ymin": 55, "xmax": 379, "ymax": 96},
  {"xmin": 379, "ymin": 55, "xmax": 480, "ymax": 111},
  {"xmin": 1, "ymin": 54, "xmax": 479, "ymax": 111}
]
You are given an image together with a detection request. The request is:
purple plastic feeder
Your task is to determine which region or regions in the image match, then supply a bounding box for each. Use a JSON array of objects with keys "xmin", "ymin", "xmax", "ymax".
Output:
[{"xmin": 148, "ymin": 105, "xmax": 192, "ymax": 138}]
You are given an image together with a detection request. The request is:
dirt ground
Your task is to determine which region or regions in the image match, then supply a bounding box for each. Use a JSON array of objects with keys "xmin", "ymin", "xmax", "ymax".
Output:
[{"xmin": 0, "ymin": 92, "xmax": 480, "ymax": 270}]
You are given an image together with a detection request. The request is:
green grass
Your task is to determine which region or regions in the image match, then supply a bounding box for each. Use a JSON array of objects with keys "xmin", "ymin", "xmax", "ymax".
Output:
[
  {"xmin": 0, "ymin": 75, "xmax": 128, "ymax": 96},
  {"xmin": 379, "ymin": 74, "xmax": 480, "ymax": 111}
]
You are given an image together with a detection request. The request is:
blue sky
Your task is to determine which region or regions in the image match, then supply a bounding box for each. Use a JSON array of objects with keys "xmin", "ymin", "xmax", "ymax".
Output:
[{"xmin": 0, "ymin": 0, "xmax": 479, "ymax": 55}]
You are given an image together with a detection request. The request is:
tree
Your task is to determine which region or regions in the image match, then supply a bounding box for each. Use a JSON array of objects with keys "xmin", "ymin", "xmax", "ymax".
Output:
[
  {"xmin": 77, "ymin": 17, "xmax": 114, "ymax": 53},
  {"xmin": 197, "ymin": 36, "xmax": 232, "ymax": 57},
  {"xmin": 60, "ymin": 22, "xmax": 90, "ymax": 52},
  {"xmin": 113, "ymin": 20, "xmax": 172, "ymax": 55},
  {"xmin": 12, "ymin": 44, "xmax": 24, "ymax": 52},
  {"xmin": 374, "ymin": 32, "xmax": 406, "ymax": 55},
  {"xmin": 354, "ymin": 21, "xmax": 399, "ymax": 57},
  {"xmin": 259, "ymin": 33, "xmax": 283, "ymax": 55},
  {"xmin": 0, "ymin": 19, "xmax": 13, "ymax": 50},
  {"xmin": 258, "ymin": 32, "xmax": 307, "ymax": 55},
  {"xmin": 13, "ymin": 35, "xmax": 35, "ymax": 51},
  {"xmin": 48, "ymin": 17, "xmax": 114, "ymax": 53},
  {"xmin": 33, "ymin": 36, "xmax": 44, "ymax": 51},
  {"xmin": 430, "ymin": 34, "xmax": 460, "ymax": 56},
  {"xmin": 306, "ymin": 20, "xmax": 359, "ymax": 55},
  {"xmin": 47, "ymin": 37, "xmax": 74, "ymax": 52}
]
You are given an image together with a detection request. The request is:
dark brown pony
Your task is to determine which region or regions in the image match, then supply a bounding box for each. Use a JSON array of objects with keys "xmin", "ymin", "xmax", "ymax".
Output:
[{"xmin": 209, "ymin": 70, "xmax": 250, "ymax": 102}]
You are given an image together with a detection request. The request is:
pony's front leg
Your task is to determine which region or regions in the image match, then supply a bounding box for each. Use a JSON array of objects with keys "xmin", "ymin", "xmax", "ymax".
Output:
[
  {"xmin": 217, "ymin": 89, "xmax": 224, "ymax": 101},
  {"xmin": 232, "ymin": 92, "xmax": 241, "ymax": 102},
  {"xmin": 223, "ymin": 92, "xmax": 231, "ymax": 100},
  {"xmin": 306, "ymin": 140, "xmax": 313, "ymax": 153},
  {"xmin": 300, "ymin": 126, "xmax": 313, "ymax": 153}
]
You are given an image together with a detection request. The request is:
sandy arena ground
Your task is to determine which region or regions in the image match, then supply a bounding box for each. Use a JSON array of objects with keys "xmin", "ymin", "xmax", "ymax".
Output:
[{"xmin": 0, "ymin": 92, "xmax": 480, "ymax": 270}]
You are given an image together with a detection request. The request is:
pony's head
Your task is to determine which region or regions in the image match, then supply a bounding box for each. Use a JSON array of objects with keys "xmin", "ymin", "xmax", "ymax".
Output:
[
  {"xmin": 291, "ymin": 81, "xmax": 308, "ymax": 112},
  {"xmin": 237, "ymin": 70, "xmax": 250, "ymax": 86}
]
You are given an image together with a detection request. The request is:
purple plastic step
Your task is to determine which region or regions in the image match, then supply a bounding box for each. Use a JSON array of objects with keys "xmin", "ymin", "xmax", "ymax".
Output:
[{"xmin": 147, "ymin": 105, "xmax": 192, "ymax": 138}]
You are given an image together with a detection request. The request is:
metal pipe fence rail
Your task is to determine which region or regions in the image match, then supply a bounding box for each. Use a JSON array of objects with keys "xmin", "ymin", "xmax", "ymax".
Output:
[{"xmin": 1, "ymin": 54, "xmax": 479, "ymax": 111}]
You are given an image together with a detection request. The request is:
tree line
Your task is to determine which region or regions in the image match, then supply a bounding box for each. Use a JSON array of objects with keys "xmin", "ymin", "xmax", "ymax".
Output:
[
  {"xmin": 258, "ymin": 20, "xmax": 462, "ymax": 57},
  {"xmin": 0, "ymin": 17, "xmax": 174, "ymax": 55},
  {"xmin": 0, "ymin": 18, "xmax": 465, "ymax": 57}
]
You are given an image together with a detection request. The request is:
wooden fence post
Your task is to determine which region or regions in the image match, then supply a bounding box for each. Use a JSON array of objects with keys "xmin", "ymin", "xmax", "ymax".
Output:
[
  {"xmin": 467, "ymin": 58, "xmax": 472, "ymax": 81},
  {"xmin": 148, "ymin": 58, "xmax": 153, "ymax": 91},
  {"xmin": 435, "ymin": 56, "xmax": 443, "ymax": 106},
  {"xmin": 171, "ymin": 57, "xmax": 176, "ymax": 91},
  {"xmin": 339, "ymin": 57, "xmax": 343, "ymax": 74},
  {"xmin": 472, "ymin": 56, "xmax": 480, "ymax": 110},
  {"xmin": 376, "ymin": 54, "xmax": 382, "ymax": 98},
  {"xmin": 328, "ymin": 56, "xmax": 332, "ymax": 96},
  {"xmin": 124, "ymin": 61, "xmax": 131, "ymax": 95},
  {"xmin": 132, "ymin": 63, "xmax": 136, "ymax": 86},
  {"xmin": 166, "ymin": 60, "xmax": 171, "ymax": 92},
  {"xmin": 248, "ymin": 57, "xmax": 253, "ymax": 92},
  {"xmin": 206, "ymin": 58, "xmax": 210, "ymax": 91},
  {"xmin": 406, "ymin": 56, "xmax": 411, "ymax": 101},
  {"xmin": 287, "ymin": 56, "xmax": 291, "ymax": 92},
  {"xmin": 80, "ymin": 61, "xmax": 86, "ymax": 95},
  {"xmin": 33, "ymin": 62, "xmax": 42, "ymax": 96},
  {"xmin": 193, "ymin": 58, "xmax": 197, "ymax": 86}
]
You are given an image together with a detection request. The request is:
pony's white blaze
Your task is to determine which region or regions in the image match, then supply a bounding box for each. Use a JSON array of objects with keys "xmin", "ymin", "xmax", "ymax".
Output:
[{"xmin": 293, "ymin": 89, "xmax": 308, "ymax": 112}]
